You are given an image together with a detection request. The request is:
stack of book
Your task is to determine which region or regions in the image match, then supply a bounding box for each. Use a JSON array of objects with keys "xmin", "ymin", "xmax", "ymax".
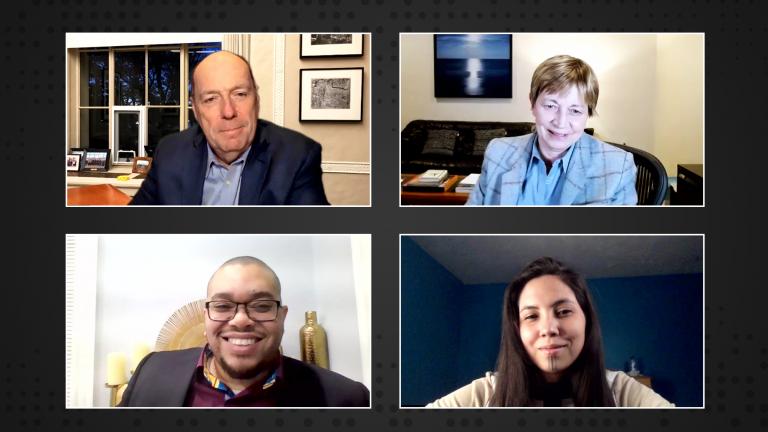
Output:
[
  {"xmin": 455, "ymin": 173, "xmax": 480, "ymax": 193},
  {"xmin": 402, "ymin": 169, "xmax": 458, "ymax": 192},
  {"xmin": 411, "ymin": 169, "xmax": 448, "ymax": 185}
]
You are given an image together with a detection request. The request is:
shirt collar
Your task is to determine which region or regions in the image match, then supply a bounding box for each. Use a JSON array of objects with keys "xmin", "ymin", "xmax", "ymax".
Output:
[
  {"xmin": 197, "ymin": 345, "xmax": 282, "ymax": 400},
  {"xmin": 206, "ymin": 143, "xmax": 251, "ymax": 169},
  {"xmin": 530, "ymin": 134, "xmax": 577, "ymax": 173}
]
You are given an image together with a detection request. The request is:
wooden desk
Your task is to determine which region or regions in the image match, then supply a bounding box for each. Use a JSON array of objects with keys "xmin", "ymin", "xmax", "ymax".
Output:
[
  {"xmin": 401, "ymin": 174, "xmax": 469, "ymax": 205},
  {"xmin": 66, "ymin": 169, "xmax": 144, "ymax": 197},
  {"xmin": 67, "ymin": 184, "xmax": 132, "ymax": 206}
]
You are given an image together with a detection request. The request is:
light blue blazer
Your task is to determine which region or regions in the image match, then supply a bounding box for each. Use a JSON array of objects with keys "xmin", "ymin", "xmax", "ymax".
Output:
[{"xmin": 466, "ymin": 133, "xmax": 638, "ymax": 205}]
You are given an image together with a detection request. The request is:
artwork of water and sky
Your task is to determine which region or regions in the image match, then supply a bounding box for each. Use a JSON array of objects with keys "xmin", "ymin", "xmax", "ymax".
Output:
[{"xmin": 434, "ymin": 34, "xmax": 512, "ymax": 98}]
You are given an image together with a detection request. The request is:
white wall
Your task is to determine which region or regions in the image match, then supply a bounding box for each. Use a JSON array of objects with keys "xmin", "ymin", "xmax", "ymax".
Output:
[
  {"xmin": 400, "ymin": 33, "xmax": 704, "ymax": 174},
  {"xmin": 66, "ymin": 234, "xmax": 370, "ymax": 407}
]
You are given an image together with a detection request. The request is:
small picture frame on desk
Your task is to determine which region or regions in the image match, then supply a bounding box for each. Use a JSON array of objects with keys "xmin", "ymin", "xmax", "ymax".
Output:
[
  {"xmin": 69, "ymin": 148, "xmax": 86, "ymax": 171},
  {"xmin": 66, "ymin": 154, "xmax": 81, "ymax": 171},
  {"xmin": 131, "ymin": 156, "xmax": 153, "ymax": 175},
  {"xmin": 82, "ymin": 148, "xmax": 110, "ymax": 172}
]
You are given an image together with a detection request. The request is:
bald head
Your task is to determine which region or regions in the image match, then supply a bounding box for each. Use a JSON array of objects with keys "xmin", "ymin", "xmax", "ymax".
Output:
[
  {"xmin": 190, "ymin": 51, "xmax": 259, "ymax": 100},
  {"xmin": 207, "ymin": 256, "xmax": 282, "ymax": 298}
]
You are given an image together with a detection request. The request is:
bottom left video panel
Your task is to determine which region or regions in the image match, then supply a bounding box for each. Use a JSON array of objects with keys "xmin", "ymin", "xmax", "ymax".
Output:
[{"xmin": 65, "ymin": 234, "xmax": 371, "ymax": 409}]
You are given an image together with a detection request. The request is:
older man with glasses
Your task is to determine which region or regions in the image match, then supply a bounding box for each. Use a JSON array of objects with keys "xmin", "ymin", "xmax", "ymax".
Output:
[{"xmin": 119, "ymin": 256, "xmax": 369, "ymax": 407}]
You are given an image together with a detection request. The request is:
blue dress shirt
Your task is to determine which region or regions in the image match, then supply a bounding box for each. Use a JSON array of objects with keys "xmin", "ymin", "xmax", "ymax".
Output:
[
  {"xmin": 517, "ymin": 140, "xmax": 576, "ymax": 205},
  {"xmin": 201, "ymin": 144, "xmax": 252, "ymax": 205}
]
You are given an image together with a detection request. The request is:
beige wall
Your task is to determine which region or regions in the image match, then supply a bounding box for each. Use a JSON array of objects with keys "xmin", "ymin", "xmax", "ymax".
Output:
[
  {"xmin": 401, "ymin": 33, "xmax": 704, "ymax": 175},
  {"xmin": 246, "ymin": 35, "xmax": 276, "ymax": 124},
  {"xmin": 654, "ymin": 35, "xmax": 704, "ymax": 174},
  {"xmin": 283, "ymin": 34, "xmax": 371, "ymax": 205},
  {"xmin": 242, "ymin": 34, "xmax": 371, "ymax": 205}
]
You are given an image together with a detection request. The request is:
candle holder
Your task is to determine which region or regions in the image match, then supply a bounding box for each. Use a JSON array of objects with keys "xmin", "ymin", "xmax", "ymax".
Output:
[{"xmin": 105, "ymin": 383, "xmax": 121, "ymax": 407}]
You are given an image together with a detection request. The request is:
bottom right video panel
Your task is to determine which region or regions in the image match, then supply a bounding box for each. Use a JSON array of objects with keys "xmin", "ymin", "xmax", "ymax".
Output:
[{"xmin": 400, "ymin": 234, "xmax": 703, "ymax": 408}]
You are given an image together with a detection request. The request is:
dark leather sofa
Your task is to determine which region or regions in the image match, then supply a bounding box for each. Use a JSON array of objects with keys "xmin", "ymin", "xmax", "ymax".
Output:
[
  {"xmin": 401, "ymin": 120, "xmax": 536, "ymax": 175},
  {"xmin": 401, "ymin": 120, "xmax": 599, "ymax": 175}
]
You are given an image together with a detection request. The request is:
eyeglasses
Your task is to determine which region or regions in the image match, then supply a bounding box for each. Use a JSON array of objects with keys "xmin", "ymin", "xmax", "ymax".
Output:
[{"xmin": 205, "ymin": 299, "xmax": 282, "ymax": 322}]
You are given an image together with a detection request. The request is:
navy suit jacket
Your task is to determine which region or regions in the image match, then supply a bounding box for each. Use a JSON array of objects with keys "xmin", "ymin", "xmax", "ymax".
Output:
[
  {"xmin": 118, "ymin": 348, "xmax": 370, "ymax": 407},
  {"xmin": 130, "ymin": 120, "xmax": 329, "ymax": 205}
]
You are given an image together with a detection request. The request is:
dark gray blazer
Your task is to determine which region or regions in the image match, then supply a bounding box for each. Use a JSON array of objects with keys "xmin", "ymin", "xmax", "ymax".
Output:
[{"xmin": 118, "ymin": 348, "xmax": 369, "ymax": 407}]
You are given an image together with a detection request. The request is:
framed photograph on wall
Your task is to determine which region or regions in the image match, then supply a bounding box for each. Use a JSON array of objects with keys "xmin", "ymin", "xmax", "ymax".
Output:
[
  {"xmin": 66, "ymin": 154, "xmax": 81, "ymax": 171},
  {"xmin": 434, "ymin": 34, "xmax": 513, "ymax": 98},
  {"xmin": 300, "ymin": 67, "xmax": 364, "ymax": 122},
  {"xmin": 82, "ymin": 148, "xmax": 110, "ymax": 171},
  {"xmin": 300, "ymin": 33, "xmax": 364, "ymax": 57}
]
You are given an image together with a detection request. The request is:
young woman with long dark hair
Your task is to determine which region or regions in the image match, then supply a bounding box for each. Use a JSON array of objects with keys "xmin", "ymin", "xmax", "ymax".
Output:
[{"xmin": 427, "ymin": 257, "xmax": 672, "ymax": 407}]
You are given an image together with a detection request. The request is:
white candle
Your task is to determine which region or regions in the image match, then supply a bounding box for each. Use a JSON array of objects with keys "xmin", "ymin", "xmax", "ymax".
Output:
[
  {"xmin": 106, "ymin": 352, "xmax": 127, "ymax": 385},
  {"xmin": 131, "ymin": 343, "xmax": 151, "ymax": 372}
]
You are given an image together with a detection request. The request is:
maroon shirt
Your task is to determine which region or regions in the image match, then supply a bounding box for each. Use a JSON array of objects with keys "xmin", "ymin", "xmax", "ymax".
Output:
[{"xmin": 184, "ymin": 347, "xmax": 284, "ymax": 407}]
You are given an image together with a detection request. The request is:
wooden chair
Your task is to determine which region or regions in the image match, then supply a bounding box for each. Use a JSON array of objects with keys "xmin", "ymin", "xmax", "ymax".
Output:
[{"xmin": 67, "ymin": 184, "xmax": 132, "ymax": 206}]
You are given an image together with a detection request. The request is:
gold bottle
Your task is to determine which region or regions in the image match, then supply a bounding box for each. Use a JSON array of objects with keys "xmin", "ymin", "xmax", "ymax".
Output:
[{"xmin": 300, "ymin": 310, "xmax": 329, "ymax": 369}]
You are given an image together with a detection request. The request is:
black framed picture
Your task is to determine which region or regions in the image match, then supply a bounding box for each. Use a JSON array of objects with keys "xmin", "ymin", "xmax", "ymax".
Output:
[
  {"xmin": 66, "ymin": 154, "xmax": 81, "ymax": 171},
  {"xmin": 300, "ymin": 34, "xmax": 364, "ymax": 57},
  {"xmin": 434, "ymin": 34, "xmax": 513, "ymax": 98},
  {"xmin": 300, "ymin": 67, "xmax": 364, "ymax": 122},
  {"xmin": 69, "ymin": 148, "xmax": 86, "ymax": 171},
  {"xmin": 82, "ymin": 148, "xmax": 111, "ymax": 171}
]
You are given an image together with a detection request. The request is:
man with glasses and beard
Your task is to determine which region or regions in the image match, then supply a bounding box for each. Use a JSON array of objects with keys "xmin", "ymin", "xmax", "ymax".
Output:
[{"xmin": 119, "ymin": 256, "xmax": 369, "ymax": 407}]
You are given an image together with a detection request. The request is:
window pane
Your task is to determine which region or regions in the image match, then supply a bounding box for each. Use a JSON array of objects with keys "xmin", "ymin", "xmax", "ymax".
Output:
[
  {"xmin": 115, "ymin": 51, "xmax": 145, "ymax": 105},
  {"xmin": 79, "ymin": 52, "xmax": 108, "ymax": 106},
  {"xmin": 188, "ymin": 43, "xmax": 222, "ymax": 101},
  {"xmin": 148, "ymin": 50, "xmax": 180, "ymax": 105},
  {"xmin": 114, "ymin": 111, "xmax": 139, "ymax": 162},
  {"xmin": 147, "ymin": 108, "xmax": 180, "ymax": 156},
  {"xmin": 188, "ymin": 108, "xmax": 198, "ymax": 129},
  {"xmin": 79, "ymin": 109, "xmax": 109, "ymax": 149}
]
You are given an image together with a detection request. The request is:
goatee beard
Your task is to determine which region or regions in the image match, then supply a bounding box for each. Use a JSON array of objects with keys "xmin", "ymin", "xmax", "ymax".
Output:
[
  {"xmin": 216, "ymin": 354, "xmax": 278, "ymax": 381},
  {"xmin": 217, "ymin": 358, "xmax": 262, "ymax": 380}
]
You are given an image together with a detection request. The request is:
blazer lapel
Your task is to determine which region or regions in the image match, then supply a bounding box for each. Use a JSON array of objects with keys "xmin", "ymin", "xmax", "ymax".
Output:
[
  {"xmin": 559, "ymin": 136, "xmax": 588, "ymax": 205},
  {"xmin": 498, "ymin": 135, "xmax": 534, "ymax": 204},
  {"xmin": 238, "ymin": 123, "xmax": 272, "ymax": 205}
]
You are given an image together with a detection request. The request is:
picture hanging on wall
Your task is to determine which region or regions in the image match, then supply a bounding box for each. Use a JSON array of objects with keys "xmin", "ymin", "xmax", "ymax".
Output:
[
  {"xmin": 300, "ymin": 33, "xmax": 364, "ymax": 57},
  {"xmin": 433, "ymin": 34, "xmax": 513, "ymax": 98},
  {"xmin": 300, "ymin": 67, "xmax": 364, "ymax": 122}
]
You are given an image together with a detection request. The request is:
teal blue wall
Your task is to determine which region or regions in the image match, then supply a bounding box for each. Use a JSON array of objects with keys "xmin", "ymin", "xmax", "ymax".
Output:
[
  {"xmin": 400, "ymin": 237, "xmax": 464, "ymax": 405},
  {"xmin": 401, "ymin": 239, "xmax": 703, "ymax": 407}
]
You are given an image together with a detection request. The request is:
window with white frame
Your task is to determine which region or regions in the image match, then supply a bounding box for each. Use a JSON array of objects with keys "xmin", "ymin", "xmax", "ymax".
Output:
[{"xmin": 73, "ymin": 43, "xmax": 221, "ymax": 165}]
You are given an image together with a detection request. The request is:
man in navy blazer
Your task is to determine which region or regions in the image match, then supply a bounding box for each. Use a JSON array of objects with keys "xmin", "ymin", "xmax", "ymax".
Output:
[{"xmin": 130, "ymin": 51, "xmax": 329, "ymax": 205}]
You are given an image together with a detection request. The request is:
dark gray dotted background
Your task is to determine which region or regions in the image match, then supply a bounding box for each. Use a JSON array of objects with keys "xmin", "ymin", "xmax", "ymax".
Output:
[{"xmin": 1, "ymin": 0, "xmax": 767, "ymax": 430}]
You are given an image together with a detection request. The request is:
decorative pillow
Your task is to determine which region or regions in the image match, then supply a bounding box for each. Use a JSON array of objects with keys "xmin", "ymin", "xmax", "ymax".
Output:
[
  {"xmin": 472, "ymin": 128, "xmax": 507, "ymax": 155},
  {"xmin": 422, "ymin": 129, "xmax": 459, "ymax": 156}
]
